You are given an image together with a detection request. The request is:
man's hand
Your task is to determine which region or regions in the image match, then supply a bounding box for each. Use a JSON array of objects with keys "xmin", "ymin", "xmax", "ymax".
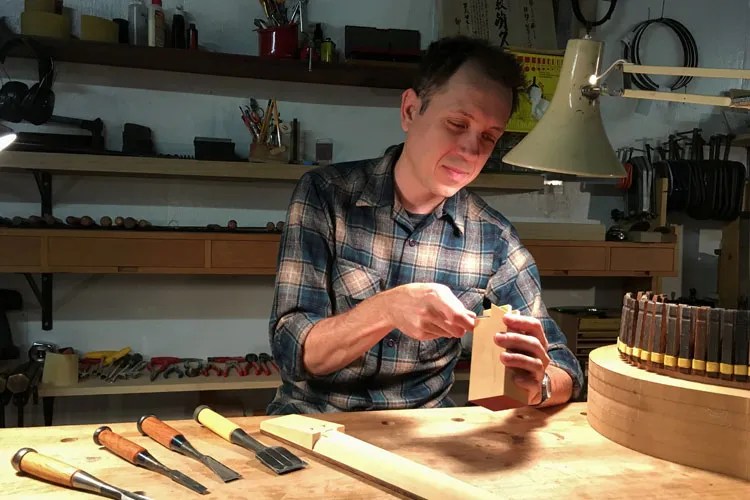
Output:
[
  {"xmin": 495, "ymin": 313, "xmax": 551, "ymax": 404},
  {"xmin": 386, "ymin": 283, "xmax": 476, "ymax": 341}
]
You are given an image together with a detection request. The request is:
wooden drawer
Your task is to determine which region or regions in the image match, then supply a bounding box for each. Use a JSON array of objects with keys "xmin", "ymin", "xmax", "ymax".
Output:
[
  {"xmin": 528, "ymin": 245, "xmax": 608, "ymax": 272},
  {"xmin": 610, "ymin": 247, "xmax": 674, "ymax": 273},
  {"xmin": 48, "ymin": 237, "xmax": 205, "ymax": 269},
  {"xmin": 211, "ymin": 239, "xmax": 279, "ymax": 272},
  {"xmin": 0, "ymin": 235, "xmax": 42, "ymax": 267}
]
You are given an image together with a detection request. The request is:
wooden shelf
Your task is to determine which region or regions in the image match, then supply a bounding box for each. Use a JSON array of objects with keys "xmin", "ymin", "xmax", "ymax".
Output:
[
  {"xmin": 39, "ymin": 372, "xmax": 282, "ymax": 398},
  {"xmin": 9, "ymin": 36, "xmax": 418, "ymax": 90},
  {"xmin": 0, "ymin": 151, "xmax": 544, "ymax": 191},
  {"xmin": 0, "ymin": 229, "xmax": 678, "ymax": 278}
]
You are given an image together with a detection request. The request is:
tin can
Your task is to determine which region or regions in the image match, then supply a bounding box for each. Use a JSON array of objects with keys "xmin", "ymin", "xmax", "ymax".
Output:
[{"xmin": 320, "ymin": 38, "xmax": 335, "ymax": 63}]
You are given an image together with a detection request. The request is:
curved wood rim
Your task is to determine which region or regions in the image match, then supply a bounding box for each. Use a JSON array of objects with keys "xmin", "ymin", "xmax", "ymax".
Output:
[{"xmin": 587, "ymin": 345, "xmax": 750, "ymax": 481}]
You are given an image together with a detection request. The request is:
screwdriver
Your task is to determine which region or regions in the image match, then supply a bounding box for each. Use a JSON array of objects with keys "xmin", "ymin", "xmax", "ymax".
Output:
[
  {"xmin": 11, "ymin": 447, "xmax": 151, "ymax": 500},
  {"xmin": 137, "ymin": 414, "xmax": 241, "ymax": 483},
  {"xmin": 93, "ymin": 426, "xmax": 208, "ymax": 495}
]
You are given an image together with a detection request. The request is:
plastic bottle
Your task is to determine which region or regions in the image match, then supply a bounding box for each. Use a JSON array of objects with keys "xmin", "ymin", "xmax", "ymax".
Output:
[
  {"xmin": 187, "ymin": 23, "xmax": 198, "ymax": 49},
  {"xmin": 172, "ymin": 4, "xmax": 186, "ymax": 49},
  {"xmin": 147, "ymin": 0, "xmax": 165, "ymax": 48},
  {"xmin": 127, "ymin": 0, "xmax": 148, "ymax": 46}
]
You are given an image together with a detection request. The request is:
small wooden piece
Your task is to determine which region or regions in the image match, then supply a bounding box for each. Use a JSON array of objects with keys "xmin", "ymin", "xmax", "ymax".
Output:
[
  {"xmin": 260, "ymin": 414, "xmax": 496, "ymax": 500},
  {"xmin": 468, "ymin": 303, "xmax": 528, "ymax": 411}
]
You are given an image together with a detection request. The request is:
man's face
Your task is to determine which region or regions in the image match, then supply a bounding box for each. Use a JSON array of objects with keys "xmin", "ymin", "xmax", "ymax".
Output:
[{"xmin": 399, "ymin": 63, "xmax": 513, "ymax": 200}]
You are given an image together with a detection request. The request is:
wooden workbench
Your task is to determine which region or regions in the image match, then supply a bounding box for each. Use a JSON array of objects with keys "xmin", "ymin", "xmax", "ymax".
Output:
[{"xmin": 0, "ymin": 403, "xmax": 745, "ymax": 499}]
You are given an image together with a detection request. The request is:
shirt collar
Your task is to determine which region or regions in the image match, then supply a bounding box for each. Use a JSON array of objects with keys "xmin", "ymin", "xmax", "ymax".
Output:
[{"xmin": 355, "ymin": 143, "xmax": 467, "ymax": 236}]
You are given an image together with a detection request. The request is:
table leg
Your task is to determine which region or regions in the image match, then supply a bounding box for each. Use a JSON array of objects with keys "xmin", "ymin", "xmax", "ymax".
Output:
[{"xmin": 43, "ymin": 396, "xmax": 54, "ymax": 426}]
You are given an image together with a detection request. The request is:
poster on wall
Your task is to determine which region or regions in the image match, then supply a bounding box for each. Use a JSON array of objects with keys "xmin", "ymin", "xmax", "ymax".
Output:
[{"xmin": 437, "ymin": 0, "xmax": 558, "ymax": 50}]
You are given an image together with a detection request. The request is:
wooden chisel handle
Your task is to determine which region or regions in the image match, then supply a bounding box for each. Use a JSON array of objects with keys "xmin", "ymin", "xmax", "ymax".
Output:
[
  {"xmin": 138, "ymin": 414, "xmax": 181, "ymax": 449},
  {"xmin": 193, "ymin": 405, "xmax": 240, "ymax": 442},
  {"xmin": 94, "ymin": 426, "xmax": 146, "ymax": 465},
  {"xmin": 11, "ymin": 448, "xmax": 78, "ymax": 488}
]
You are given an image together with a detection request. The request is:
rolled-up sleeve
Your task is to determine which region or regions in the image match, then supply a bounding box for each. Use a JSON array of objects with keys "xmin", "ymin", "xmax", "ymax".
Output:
[
  {"xmin": 269, "ymin": 172, "xmax": 334, "ymax": 382},
  {"xmin": 486, "ymin": 229, "xmax": 584, "ymax": 399}
]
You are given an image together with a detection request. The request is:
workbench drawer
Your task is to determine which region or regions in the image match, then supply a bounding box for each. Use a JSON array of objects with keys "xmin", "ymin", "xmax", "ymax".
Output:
[
  {"xmin": 609, "ymin": 247, "xmax": 675, "ymax": 273},
  {"xmin": 0, "ymin": 235, "xmax": 42, "ymax": 267},
  {"xmin": 528, "ymin": 245, "xmax": 608, "ymax": 272},
  {"xmin": 47, "ymin": 237, "xmax": 205, "ymax": 269},
  {"xmin": 211, "ymin": 239, "xmax": 279, "ymax": 272}
]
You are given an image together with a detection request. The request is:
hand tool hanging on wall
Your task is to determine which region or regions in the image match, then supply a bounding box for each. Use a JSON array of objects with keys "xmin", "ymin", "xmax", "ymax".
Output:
[
  {"xmin": 93, "ymin": 426, "xmax": 208, "ymax": 495},
  {"xmin": 11, "ymin": 447, "xmax": 151, "ymax": 500},
  {"xmin": 193, "ymin": 405, "xmax": 307, "ymax": 474},
  {"xmin": 137, "ymin": 414, "xmax": 241, "ymax": 483}
]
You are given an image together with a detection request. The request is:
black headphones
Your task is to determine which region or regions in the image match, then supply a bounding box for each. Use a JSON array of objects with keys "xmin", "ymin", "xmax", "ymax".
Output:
[{"xmin": 0, "ymin": 37, "xmax": 55, "ymax": 125}]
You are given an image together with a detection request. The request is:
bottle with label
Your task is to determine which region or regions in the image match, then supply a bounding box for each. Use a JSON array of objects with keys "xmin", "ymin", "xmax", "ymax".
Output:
[
  {"xmin": 147, "ymin": 0, "xmax": 165, "ymax": 47},
  {"xmin": 127, "ymin": 0, "xmax": 148, "ymax": 46}
]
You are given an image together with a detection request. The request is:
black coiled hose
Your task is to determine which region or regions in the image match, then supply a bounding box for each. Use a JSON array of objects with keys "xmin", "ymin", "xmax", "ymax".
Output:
[{"xmin": 622, "ymin": 17, "xmax": 699, "ymax": 91}]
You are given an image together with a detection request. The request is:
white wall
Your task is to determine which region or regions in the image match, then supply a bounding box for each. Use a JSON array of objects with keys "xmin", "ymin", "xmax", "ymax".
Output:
[{"xmin": 0, "ymin": 0, "xmax": 741, "ymax": 424}]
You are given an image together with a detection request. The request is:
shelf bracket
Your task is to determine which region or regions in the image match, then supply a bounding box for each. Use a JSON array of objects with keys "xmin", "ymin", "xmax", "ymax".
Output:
[
  {"xmin": 32, "ymin": 170, "xmax": 52, "ymax": 217},
  {"xmin": 23, "ymin": 273, "xmax": 53, "ymax": 331}
]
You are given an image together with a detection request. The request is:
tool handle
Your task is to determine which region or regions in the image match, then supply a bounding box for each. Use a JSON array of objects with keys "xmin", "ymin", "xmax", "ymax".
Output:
[
  {"xmin": 94, "ymin": 426, "xmax": 146, "ymax": 464},
  {"xmin": 193, "ymin": 405, "xmax": 239, "ymax": 442},
  {"xmin": 138, "ymin": 414, "xmax": 181, "ymax": 449},
  {"xmin": 11, "ymin": 448, "xmax": 77, "ymax": 488}
]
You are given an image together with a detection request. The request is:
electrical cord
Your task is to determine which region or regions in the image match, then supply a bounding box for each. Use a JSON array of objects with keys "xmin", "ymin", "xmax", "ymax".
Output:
[
  {"xmin": 572, "ymin": 0, "xmax": 618, "ymax": 33},
  {"xmin": 622, "ymin": 17, "xmax": 698, "ymax": 91}
]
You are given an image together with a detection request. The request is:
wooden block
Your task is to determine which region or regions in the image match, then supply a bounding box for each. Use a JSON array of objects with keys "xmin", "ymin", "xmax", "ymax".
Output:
[{"xmin": 468, "ymin": 303, "xmax": 529, "ymax": 410}]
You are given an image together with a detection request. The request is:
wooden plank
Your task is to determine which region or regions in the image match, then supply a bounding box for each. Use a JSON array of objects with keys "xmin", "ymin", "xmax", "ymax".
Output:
[
  {"xmin": 622, "ymin": 63, "xmax": 750, "ymax": 80},
  {"xmin": 8, "ymin": 36, "xmax": 418, "ymax": 90},
  {"xmin": 39, "ymin": 373, "xmax": 282, "ymax": 397},
  {"xmin": 0, "ymin": 235, "xmax": 42, "ymax": 267},
  {"xmin": 621, "ymin": 89, "xmax": 732, "ymax": 107},
  {"xmin": 0, "ymin": 151, "xmax": 543, "ymax": 191}
]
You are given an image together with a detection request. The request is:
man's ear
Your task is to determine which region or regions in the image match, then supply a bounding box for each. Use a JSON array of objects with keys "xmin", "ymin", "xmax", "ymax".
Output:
[{"xmin": 400, "ymin": 88, "xmax": 421, "ymax": 132}]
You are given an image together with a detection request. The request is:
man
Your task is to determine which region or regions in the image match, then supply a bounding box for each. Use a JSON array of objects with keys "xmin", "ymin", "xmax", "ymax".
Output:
[{"xmin": 267, "ymin": 36, "xmax": 583, "ymax": 415}]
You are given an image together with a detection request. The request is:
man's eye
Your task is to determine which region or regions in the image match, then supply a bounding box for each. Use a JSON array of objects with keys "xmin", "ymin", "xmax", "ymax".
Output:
[
  {"xmin": 482, "ymin": 134, "xmax": 498, "ymax": 143},
  {"xmin": 448, "ymin": 120, "xmax": 467, "ymax": 129}
]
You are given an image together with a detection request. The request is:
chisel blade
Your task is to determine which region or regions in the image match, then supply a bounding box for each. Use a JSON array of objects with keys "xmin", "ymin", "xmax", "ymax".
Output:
[
  {"xmin": 200, "ymin": 455, "xmax": 242, "ymax": 483},
  {"xmin": 168, "ymin": 470, "xmax": 209, "ymax": 495}
]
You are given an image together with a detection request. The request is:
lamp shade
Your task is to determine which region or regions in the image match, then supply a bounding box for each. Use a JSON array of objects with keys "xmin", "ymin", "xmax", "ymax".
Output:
[{"xmin": 503, "ymin": 38, "xmax": 625, "ymax": 178}]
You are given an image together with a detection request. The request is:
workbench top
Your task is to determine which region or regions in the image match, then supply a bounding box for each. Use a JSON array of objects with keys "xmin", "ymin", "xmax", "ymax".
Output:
[{"xmin": 0, "ymin": 402, "xmax": 744, "ymax": 499}]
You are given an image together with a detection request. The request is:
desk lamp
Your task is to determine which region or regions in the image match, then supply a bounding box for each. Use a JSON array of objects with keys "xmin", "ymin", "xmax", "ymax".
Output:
[
  {"xmin": 502, "ymin": 36, "xmax": 750, "ymax": 306},
  {"xmin": 503, "ymin": 36, "xmax": 750, "ymax": 177}
]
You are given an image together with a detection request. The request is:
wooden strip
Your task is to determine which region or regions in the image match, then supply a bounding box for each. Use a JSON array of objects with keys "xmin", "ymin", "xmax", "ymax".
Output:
[
  {"xmin": 677, "ymin": 305, "xmax": 693, "ymax": 374},
  {"xmin": 260, "ymin": 414, "xmax": 497, "ymax": 500},
  {"xmin": 621, "ymin": 89, "xmax": 732, "ymax": 107},
  {"xmin": 721, "ymin": 310, "xmax": 735, "ymax": 380},
  {"xmin": 692, "ymin": 307, "xmax": 708, "ymax": 376},
  {"xmin": 735, "ymin": 310, "xmax": 749, "ymax": 381},
  {"xmin": 665, "ymin": 304, "xmax": 679, "ymax": 368},
  {"xmin": 621, "ymin": 63, "xmax": 750, "ymax": 79}
]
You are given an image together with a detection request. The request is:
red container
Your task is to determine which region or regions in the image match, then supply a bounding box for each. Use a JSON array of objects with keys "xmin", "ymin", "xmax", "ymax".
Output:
[{"xmin": 258, "ymin": 24, "xmax": 299, "ymax": 59}]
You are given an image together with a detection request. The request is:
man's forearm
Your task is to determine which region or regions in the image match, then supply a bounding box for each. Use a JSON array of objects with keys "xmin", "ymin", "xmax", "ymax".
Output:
[{"xmin": 302, "ymin": 290, "xmax": 394, "ymax": 376}]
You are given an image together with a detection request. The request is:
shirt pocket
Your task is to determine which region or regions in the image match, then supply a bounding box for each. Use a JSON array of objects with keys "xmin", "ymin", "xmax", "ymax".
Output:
[
  {"xmin": 419, "ymin": 286, "xmax": 485, "ymax": 362},
  {"xmin": 331, "ymin": 257, "xmax": 384, "ymax": 313}
]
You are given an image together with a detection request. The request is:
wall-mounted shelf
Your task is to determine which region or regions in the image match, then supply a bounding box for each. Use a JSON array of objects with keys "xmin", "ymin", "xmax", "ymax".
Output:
[
  {"xmin": 0, "ymin": 151, "xmax": 544, "ymax": 191},
  {"xmin": 8, "ymin": 36, "xmax": 418, "ymax": 90}
]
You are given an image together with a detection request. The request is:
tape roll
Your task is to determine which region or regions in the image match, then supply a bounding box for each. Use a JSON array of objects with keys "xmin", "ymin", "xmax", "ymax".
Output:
[
  {"xmin": 20, "ymin": 11, "xmax": 70, "ymax": 39},
  {"xmin": 24, "ymin": 0, "xmax": 56, "ymax": 13},
  {"xmin": 80, "ymin": 15, "xmax": 119, "ymax": 43}
]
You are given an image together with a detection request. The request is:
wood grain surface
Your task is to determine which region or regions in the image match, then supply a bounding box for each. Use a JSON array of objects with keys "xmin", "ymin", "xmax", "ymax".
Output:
[{"xmin": 1, "ymin": 403, "xmax": 746, "ymax": 499}]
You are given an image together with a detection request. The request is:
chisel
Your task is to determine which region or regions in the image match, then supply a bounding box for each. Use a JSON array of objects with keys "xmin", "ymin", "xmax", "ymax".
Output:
[
  {"xmin": 93, "ymin": 426, "xmax": 208, "ymax": 495},
  {"xmin": 11, "ymin": 447, "xmax": 151, "ymax": 500},
  {"xmin": 137, "ymin": 414, "xmax": 241, "ymax": 483}
]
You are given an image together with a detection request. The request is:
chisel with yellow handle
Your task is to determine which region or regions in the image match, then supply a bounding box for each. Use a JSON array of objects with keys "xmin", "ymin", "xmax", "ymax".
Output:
[
  {"xmin": 11, "ymin": 448, "xmax": 151, "ymax": 500},
  {"xmin": 193, "ymin": 405, "xmax": 307, "ymax": 474}
]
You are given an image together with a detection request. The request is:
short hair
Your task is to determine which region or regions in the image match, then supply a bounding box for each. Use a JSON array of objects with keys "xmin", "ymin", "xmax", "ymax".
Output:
[{"xmin": 412, "ymin": 36, "xmax": 525, "ymax": 114}]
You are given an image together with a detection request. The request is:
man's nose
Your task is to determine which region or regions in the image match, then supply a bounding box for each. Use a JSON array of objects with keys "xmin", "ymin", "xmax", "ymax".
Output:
[{"xmin": 457, "ymin": 132, "xmax": 480, "ymax": 158}]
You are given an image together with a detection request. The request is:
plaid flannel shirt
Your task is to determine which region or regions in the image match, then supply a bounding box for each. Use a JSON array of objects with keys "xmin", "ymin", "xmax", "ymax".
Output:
[{"xmin": 267, "ymin": 144, "xmax": 583, "ymax": 415}]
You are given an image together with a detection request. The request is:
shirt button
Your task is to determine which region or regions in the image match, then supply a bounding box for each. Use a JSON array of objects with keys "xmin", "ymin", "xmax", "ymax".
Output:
[
  {"xmin": 408, "ymin": 239, "xmax": 417, "ymax": 247},
  {"xmin": 386, "ymin": 338, "xmax": 396, "ymax": 347}
]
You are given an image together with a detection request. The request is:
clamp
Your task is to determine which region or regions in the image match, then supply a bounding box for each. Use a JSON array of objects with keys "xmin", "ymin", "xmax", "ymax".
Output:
[
  {"xmin": 147, "ymin": 356, "xmax": 181, "ymax": 381},
  {"xmin": 182, "ymin": 358, "xmax": 205, "ymax": 378}
]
